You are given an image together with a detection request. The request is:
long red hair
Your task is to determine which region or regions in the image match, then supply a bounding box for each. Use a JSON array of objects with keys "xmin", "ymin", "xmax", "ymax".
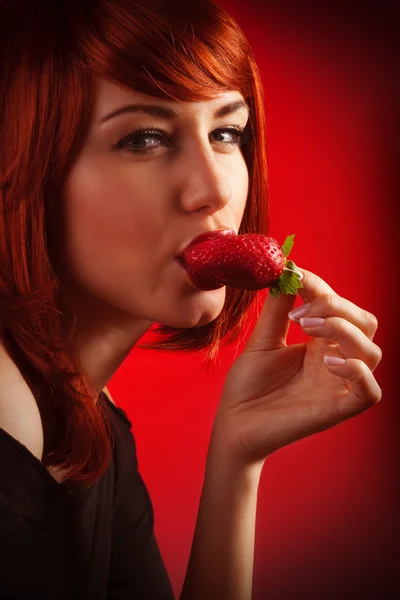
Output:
[{"xmin": 0, "ymin": 0, "xmax": 270, "ymax": 488}]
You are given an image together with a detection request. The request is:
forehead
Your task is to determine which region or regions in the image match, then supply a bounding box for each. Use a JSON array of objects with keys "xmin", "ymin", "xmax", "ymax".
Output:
[{"xmin": 93, "ymin": 78, "xmax": 247, "ymax": 120}]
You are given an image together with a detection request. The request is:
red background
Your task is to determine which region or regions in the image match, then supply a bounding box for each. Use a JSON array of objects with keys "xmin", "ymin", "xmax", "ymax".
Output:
[{"xmin": 108, "ymin": 1, "xmax": 399, "ymax": 597}]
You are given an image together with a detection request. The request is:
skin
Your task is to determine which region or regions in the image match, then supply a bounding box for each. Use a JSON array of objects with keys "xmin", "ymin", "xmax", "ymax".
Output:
[
  {"xmin": 1, "ymin": 78, "xmax": 382, "ymax": 496},
  {"xmin": 56, "ymin": 78, "xmax": 250, "ymax": 397},
  {"xmin": 55, "ymin": 76, "xmax": 383, "ymax": 454}
]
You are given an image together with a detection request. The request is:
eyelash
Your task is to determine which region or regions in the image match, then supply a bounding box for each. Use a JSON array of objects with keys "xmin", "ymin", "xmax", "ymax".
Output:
[{"xmin": 115, "ymin": 124, "xmax": 250, "ymax": 153}]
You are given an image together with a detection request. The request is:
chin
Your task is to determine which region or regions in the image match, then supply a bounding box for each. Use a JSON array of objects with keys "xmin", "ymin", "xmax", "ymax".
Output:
[{"xmin": 159, "ymin": 287, "xmax": 226, "ymax": 329}]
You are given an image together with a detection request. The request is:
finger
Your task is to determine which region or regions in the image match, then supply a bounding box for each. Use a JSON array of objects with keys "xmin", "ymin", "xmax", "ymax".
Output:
[
  {"xmin": 295, "ymin": 267, "xmax": 337, "ymax": 303},
  {"xmin": 322, "ymin": 357, "xmax": 382, "ymax": 420},
  {"xmin": 298, "ymin": 315, "xmax": 383, "ymax": 372},
  {"xmin": 245, "ymin": 288, "xmax": 298, "ymax": 352},
  {"xmin": 289, "ymin": 292, "xmax": 379, "ymax": 341}
]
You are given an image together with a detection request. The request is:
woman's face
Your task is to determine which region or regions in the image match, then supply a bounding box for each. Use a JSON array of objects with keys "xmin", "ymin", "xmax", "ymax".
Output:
[{"xmin": 60, "ymin": 78, "xmax": 250, "ymax": 330}]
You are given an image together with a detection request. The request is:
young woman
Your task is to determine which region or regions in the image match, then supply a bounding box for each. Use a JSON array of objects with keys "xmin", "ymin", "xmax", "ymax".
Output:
[{"xmin": 0, "ymin": 0, "xmax": 382, "ymax": 598}]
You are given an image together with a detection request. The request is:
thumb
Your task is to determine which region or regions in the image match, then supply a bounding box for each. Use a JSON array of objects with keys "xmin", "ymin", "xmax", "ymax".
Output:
[{"xmin": 245, "ymin": 280, "xmax": 302, "ymax": 352}]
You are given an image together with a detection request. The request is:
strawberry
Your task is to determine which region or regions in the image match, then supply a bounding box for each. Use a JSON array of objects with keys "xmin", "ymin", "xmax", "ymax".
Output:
[{"xmin": 182, "ymin": 232, "xmax": 303, "ymax": 298}]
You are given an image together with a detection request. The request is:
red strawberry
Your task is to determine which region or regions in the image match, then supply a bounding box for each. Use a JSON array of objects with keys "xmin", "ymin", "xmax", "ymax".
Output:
[{"xmin": 182, "ymin": 232, "xmax": 303, "ymax": 298}]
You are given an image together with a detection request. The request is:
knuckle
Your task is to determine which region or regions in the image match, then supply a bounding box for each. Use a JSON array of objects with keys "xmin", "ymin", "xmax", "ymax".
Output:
[
  {"xmin": 334, "ymin": 316, "xmax": 350, "ymax": 340},
  {"xmin": 353, "ymin": 358, "xmax": 369, "ymax": 378},
  {"xmin": 375, "ymin": 385, "xmax": 383, "ymax": 403},
  {"xmin": 371, "ymin": 343, "xmax": 383, "ymax": 363},
  {"xmin": 322, "ymin": 293, "xmax": 339, "ymax": 312},
  {"xmin": 308, "ymin": 400, "xmax": 322, "ymax": 421},
  {"xmin": 365, "ymin": 310, "xmax": 378, "ymax": 333},
  {"xmin": 313, "ymin": 273, "xmax": 325, "ymax": 292},
  {"xmin": 368, "ymin": 383, "xmax": 382, "ymax": 406},
  {"xmin": 342, "ymin": 359, "xmax": 382, "ymax": 408}
]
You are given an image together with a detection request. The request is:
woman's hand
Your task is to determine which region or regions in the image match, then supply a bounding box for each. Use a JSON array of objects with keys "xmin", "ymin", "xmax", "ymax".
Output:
[{"xmin": 213, "ymin": 267, "xmax": 383, "ymax": 467}]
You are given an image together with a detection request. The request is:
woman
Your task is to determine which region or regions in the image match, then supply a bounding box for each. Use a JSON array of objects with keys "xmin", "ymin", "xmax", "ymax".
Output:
[{"xmin": 0, "ymin": 0, "xmax": 382, "ymax": 598}]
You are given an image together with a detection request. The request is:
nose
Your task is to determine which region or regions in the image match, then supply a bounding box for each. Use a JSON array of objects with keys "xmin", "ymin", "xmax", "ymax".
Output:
[{"xmin": 179, "ymin": 143, "xmax": 232, "ymax": 214}]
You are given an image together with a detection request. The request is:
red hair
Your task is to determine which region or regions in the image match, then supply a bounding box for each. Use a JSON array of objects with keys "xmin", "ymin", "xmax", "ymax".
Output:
[{"xmin": 0, "ymin": 0, "xmax": 269, "ymax": 488}]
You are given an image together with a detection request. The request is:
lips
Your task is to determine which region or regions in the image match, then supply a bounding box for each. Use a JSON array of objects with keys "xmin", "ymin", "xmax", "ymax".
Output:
[{"xmin": 178, "ymin": 228, "xmax": 236, "ymax": 260}]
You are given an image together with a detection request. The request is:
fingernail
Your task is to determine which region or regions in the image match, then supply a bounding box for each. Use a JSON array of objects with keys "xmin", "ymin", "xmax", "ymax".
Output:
[
  {"xmin": 300, "ymin": 317, "xmax": 325, "ymax": 327},
  {"xmin": 288, "ymin": 303, "xmax": 310, "ymax": 320},
  {"xmin": 324, "ymin": 356, "xmax": 345, "ymax": 366}
]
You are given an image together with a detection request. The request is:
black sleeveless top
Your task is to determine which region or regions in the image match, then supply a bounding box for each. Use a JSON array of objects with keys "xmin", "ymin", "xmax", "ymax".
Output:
[{"xmin": 0, "ymin": 392, "xmax": 175, "ymax": 599}]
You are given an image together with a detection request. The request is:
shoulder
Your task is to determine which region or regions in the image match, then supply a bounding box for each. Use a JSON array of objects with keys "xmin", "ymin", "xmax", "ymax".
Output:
[
  {"xmin": 102, "ymin": 386, "xmax": 116, "ymax": 405},
  {"xmin": 0, "ymin": 334, "xmax": 44, "ymax": 462}
]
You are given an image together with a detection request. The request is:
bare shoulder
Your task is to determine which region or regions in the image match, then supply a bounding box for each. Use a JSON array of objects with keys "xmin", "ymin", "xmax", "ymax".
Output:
[
  {"xmin": 0, "ymin": 334, "xmax": 44, "ymax": 462},
  {"xmin": 102, "ymin": 386, "xmax": 116, "ymax": 405}
]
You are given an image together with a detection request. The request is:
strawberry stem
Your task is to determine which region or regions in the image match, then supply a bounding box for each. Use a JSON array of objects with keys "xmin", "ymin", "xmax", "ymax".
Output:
[{"xmin": 270, "ymin": 258, "xmax": 303, "ymax": 299}]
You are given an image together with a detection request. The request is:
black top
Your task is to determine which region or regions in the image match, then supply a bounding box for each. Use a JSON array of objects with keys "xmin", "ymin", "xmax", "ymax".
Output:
[{"xmin": 0, "ymin": 392, "xmax": 175, "ymax": 600}]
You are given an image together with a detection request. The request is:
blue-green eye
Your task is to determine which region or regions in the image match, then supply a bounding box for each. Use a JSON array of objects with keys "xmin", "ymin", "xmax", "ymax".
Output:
[{"xmin": 115, "ymin": 124, "xmax": 250, "ymax": 153}]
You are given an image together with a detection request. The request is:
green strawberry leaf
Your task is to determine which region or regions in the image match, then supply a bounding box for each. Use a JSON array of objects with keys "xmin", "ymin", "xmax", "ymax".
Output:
[
  {"xmin": 269, "ymin": 259, "xmax": 303, "ymax": 298},
  {"xmin": 269, "ymin": 284, "xmax": 281, "ymax": 299},
  {"xmin": 281, "ymin": 234, "xmax": 295, "ymax": 258},
  {"xmin": 284, "ymin": 260, "xmax": 303, "ymax": 280}
]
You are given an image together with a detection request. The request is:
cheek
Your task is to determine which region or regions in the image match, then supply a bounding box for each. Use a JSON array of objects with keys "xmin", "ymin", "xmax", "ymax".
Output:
[
  {"xmin": 60, "ymin": 156, "xmax": 157, "ymax": 294},
  {"xmin": 231, "ymin": 155, "xmax": 250, "ymax": 220},
  {"xmin": 65, "ymin": 158, "xmax": 152, "ymax": 234}
]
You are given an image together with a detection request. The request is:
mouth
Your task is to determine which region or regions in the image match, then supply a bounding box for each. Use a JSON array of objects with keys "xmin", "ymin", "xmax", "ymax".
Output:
[
  {"xmin": 175, "ymin": 256, "xmax": 187, "ymax": 269},
  {"xmin": 176, "ymin": 228, "xmax": 236, "ymax": 261}
]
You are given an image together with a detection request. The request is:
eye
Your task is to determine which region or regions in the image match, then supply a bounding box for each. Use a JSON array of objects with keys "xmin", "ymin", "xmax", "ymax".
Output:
[
  {"xmin": 209, "ymin": 125, "xmax": 248, "ymax": 147},
  {"xmin": 115, "ymin": 127, "xmax": 170, "ymax": 152},
  {"xmin": 115, "ymin": 124, "xmax": 252, "ymax": 154}
]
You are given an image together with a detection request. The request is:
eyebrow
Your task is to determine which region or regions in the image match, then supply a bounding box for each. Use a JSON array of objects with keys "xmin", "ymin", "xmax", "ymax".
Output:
[{"xmin": 98, "ymin": 99, "xmax": 250, "ymax": 125}]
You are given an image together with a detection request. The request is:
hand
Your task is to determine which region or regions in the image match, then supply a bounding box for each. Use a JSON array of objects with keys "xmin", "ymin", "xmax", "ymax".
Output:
[{"xmin": 213, "ymin": 267, "xmax": 383, "ymax": 467}]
